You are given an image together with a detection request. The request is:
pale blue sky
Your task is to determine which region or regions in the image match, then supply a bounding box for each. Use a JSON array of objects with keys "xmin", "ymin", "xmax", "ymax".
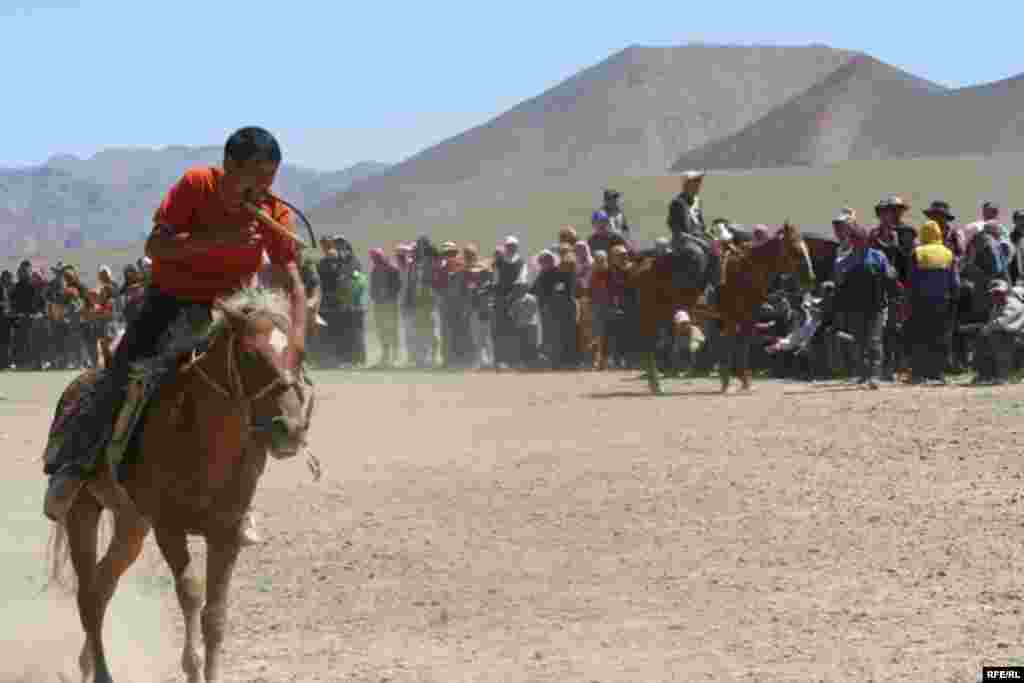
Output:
[{"xmin": 3, "ymin": 0, "xmax": 1022, "ymax": 171}]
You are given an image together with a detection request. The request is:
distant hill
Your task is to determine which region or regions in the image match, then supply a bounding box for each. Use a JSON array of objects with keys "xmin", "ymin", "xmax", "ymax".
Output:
[
  {"xmin": 671, "ymin": 54, "xmax": 948, "ymax": 170},
  {"xmin": 0, "ymin": 148, "xmax": 389, "ymax": 256},
  {"xmin": 310, "ymin": 45, "xmax": 857, "ymax": 232},
  {"xmin": 673, "ymin": 56, "xmax": 1024, "ymax": 170}
]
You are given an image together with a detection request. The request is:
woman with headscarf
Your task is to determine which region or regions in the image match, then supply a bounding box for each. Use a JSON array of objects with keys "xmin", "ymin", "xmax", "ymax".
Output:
[
  {"xmin": 589, "ymin": 250, "xmax": 612, "ymax": 370},
  {"xmin": 450, "ymin": 243, "xmax": 494, "ymax": 369},
  {"xmin": 55, "ymin": 266, "xmax": 89, "ymax": 370},
  {"xmin": 436, "ymin": 241, "xmax": 466, "ymax": 368},
  {"xmin": 607, "ymin": 244, "xmax": 633, "ymax": 369},
  {"xmin": 574, "ymin": 240, "xmax": 595, "ymax": 366},
  {"xmin": 369, "ymin": 247, "xmax": 402, "ymax": 368},
  {"xmin": 91, "ymin": 265, "xmax": 119, "ymax": 368}
]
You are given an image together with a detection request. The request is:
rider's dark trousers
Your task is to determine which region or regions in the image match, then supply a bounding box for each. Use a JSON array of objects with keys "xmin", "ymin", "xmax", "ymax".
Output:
[{"xmin": 45, "ymin": 288, "xmax": 201, "ymax": 477}]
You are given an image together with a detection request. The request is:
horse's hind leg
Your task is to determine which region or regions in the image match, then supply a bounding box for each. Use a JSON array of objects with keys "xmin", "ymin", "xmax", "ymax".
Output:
[
  {"xmin": 155, "ymin": 527, "xmax": 204, "ymax": 683},
  {"xmin": 65, "ymin": 497, "xmax": 103, "ymax": 683},
  {"xmin": 83, "ymin": 474, "xmax": 151, "ymax": 682}
]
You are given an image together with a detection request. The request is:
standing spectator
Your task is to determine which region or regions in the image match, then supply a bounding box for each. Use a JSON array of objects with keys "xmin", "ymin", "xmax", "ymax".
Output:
[
  {"xmin": 405, "ymin": 236, "xmax": 440, "ymax": 368},
  {"xmin": 459, "ymin": 244, "xmax": 494, "ymax": 369},
  {"xmin": 607, "ymin": 244, "xmax": 633, "ymax": 369},
  {"xmin": 1009, "ymin": 209, "xmax": 1024, "ymax": 286},
  {"xmin": 602, "ymin": 189, "xmax": 631, "ymax": 238},
  {"xmin": 557, "ymin": 226, "xmax": 578, "ymax": 248},
  {"xmin": 55, "ymin": 266, "xmax": 89, "ymax": 370},
  {"xmin": 922, "ymin": 201, "xmax": 964, "ymax": 268},
  {"xmin": 369, "ymin": 247, "xmax": 402, "ymax": 368},
  {"xmin": 871, "ymin": 196, "xmax": 914, "ymax": 279},
  {"xmin": 92, "ymin": 266, "xmax": 119, "ymax": 367},
  {"xmin": 0, "ymin": 270, "xmax": 12, "ymax": 369},
  {"xmin": 345, "ymin": 267, "xmax": 368, "ymax": 367},
  {"xmin": 508, "ymin": 282, "xmax": 540, "ymax": 369},
  {"xmin": 532, "ymin": 249, "xmax": 577, "ymax": 369},
  {"xmin": 972, "ymin": 280, "xmax": 1024, "ymax": 385},
  {"xmin": 316, "ymin": 244, "xmax": 347, "ymax": 367},
  {"xmin": 574, "ymin": 240, "xmax": 595, "ymax": 366},
  {"xmin": 394, "ymin": 242, "xmax": 415, "ymax": 366},
  {"xmin": 493, "ymin": 236, "xmax": 528, "ymax": 369},
  {"xmin": 9, "ymin": 261, "xmax": 38, "ymax": 369},
  {"xmin": 832, "ymin": 221, "xmax": 898, "ymax": 389},
  {"xmin": 587, "ymin": 210, "xmax": 628, "ymax": 259},
  {"xmin": 871, "ymin": 196, "xmax": 913, "ymax": 378},
  {"xmin": 299, "ymin": 252, "xmax": 322, "ymax": 355},
  {"xmin": 907, "ymin": 220, "xmax": 958, "ymax": 384},
  {"xmin": 119, "ymin": 264, "xmax": 147, "ymax": 326},
  {"xmin": 436, "ymin": 241, "xmax": 463, "ymax": 367},
  {"xmin": 589, "ymin": 250, "xmax": 612, "ymax": 370}
]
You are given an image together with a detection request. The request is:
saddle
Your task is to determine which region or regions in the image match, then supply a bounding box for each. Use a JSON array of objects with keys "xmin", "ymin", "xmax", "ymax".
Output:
[{"xmin": 44, "ymin": 305, "xmax": 214, "ymax": 475}]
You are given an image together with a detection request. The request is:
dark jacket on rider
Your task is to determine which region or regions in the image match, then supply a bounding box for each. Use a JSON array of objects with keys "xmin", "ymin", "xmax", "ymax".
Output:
[{"xmin": 667, "ymin": 192, "xmax": 705, "ymax": 240}]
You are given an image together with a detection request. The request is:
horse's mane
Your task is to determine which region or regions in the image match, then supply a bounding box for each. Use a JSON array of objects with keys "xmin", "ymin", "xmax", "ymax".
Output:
[{"xmin": 210, "ymin": 287, "xmax": 293, "ymax": 337}]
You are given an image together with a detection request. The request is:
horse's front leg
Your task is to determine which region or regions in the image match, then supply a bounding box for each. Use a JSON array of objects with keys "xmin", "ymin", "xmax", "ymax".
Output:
[
  {"xmin": 202, "ymin": 534, "xmax": 242, "ymax": 683},
  {"xmin": 155, "ymin": 528, "xmax": 204, "ymax": 683}
]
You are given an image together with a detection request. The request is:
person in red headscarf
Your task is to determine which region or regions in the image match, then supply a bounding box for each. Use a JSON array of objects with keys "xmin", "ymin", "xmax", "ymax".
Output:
[{"xmin": 831, "ymin": 220, "xmax": 899, "ymax": 388}]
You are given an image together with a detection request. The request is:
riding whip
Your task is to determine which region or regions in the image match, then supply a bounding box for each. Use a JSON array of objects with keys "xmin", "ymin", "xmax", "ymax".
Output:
[{"xmin": 243, "ymin": 191, "xmax": 319, "ymax": 250}]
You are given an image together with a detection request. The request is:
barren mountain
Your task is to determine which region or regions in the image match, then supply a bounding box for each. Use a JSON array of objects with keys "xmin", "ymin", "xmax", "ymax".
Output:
[
  {"xmin": 673, "ymin": 57, "xmax": 1024, "ymax": 170},
  {"xmin": 310, "ymin": 45, "xmax": 857, "ymax": 231},
  {"xmin": 859, "ymin": 72, "xmax": 1024, "ymax": 160},
  {"xmin": 671, "ymin": 54, "xmax": 948, "ymax": 170}
]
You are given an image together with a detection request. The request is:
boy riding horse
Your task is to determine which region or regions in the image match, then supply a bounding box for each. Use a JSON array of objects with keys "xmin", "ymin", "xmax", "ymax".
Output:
[{"xmin": 43, "ymin": 127, "xmax": 308, "ymax": 540}]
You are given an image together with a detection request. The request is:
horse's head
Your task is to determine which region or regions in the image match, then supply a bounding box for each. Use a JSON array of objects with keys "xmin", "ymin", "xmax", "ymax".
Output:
[
  {"xmin": 209, "ymin": 289, "xmax": 314, "ymax": 460},
  {"xmin": 777, "ymin": 222, "xmax": 816, "ymax": 290}
]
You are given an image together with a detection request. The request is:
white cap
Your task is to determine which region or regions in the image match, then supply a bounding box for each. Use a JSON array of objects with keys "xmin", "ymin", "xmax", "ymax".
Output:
[
  {"xmin": 504, "ymin": 236, "xmax": 519, "ymax": 246},
  {"xmin": 682, "ymin": 170, "xmax": 706, "ymax": 181}
]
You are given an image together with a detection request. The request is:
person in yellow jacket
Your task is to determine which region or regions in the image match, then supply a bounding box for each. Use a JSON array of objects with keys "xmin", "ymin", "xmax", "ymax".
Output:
[{"xmin": 906, "ymin": 221, "xmax": 959, "ymax": 383}]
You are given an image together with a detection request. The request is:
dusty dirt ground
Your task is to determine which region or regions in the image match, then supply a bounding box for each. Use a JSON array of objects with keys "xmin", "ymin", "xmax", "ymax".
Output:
[{"xmin": 3, "ymin": 369, "xmax": 1024, "ymax": 682}]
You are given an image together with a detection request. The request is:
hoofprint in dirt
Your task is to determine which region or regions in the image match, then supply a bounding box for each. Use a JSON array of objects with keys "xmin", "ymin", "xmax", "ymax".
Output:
[{"xmin": 4, "ymin": 370, "xmax": 1024, "ymax": 682}]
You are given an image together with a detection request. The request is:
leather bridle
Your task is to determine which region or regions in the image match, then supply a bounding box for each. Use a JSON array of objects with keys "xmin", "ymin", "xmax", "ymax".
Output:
[{"xmin": 183, "ymin": 325, "xmax": 305, "ymax": 437}]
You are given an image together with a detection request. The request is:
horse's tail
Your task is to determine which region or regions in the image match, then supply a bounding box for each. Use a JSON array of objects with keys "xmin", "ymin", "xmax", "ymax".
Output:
[{"xmin": 44, "ymin": 510, "xmax": 115, "ymax": 596}]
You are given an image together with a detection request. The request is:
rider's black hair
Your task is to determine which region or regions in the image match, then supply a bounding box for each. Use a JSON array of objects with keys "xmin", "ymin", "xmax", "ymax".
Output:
[{"xmin": 224, "ymin": 127, "xmax": 282, "ymax": 165}]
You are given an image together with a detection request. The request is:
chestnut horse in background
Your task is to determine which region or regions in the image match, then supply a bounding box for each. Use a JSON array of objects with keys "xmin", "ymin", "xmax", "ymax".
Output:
[
  {"xmin": 46, "ymin": 288, "xmax": 315, "ymax": 683},
  {"xmin": 629, "ymin": 222, "xmax": 816, "ymax": 394}
]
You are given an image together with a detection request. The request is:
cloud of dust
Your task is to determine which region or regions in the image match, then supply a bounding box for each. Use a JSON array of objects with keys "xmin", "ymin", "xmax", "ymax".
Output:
[{"xmin": 0, "ymin": 480, "xmax": 178, "ymax": 683}]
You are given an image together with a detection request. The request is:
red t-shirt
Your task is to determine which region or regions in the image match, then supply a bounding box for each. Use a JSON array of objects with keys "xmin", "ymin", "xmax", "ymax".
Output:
[{"xmin": 150, "ymin": 166, "xmax": 297, "ymax": 303}]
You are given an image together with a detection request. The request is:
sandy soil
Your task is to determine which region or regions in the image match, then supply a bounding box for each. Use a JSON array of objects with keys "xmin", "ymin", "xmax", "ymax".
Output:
[{"xmin": 3, "ymin": 369, "xmax": 1024, "ymax": 682}]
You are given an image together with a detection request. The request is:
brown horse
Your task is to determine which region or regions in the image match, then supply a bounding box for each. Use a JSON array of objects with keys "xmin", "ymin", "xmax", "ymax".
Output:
[
  {"xmin": 46, "ymin": 287, "xmax": 315, "ymax": 683},
  {"xmin": 630, "ymin": 222, "xmax": 815, "ymax": 394}
]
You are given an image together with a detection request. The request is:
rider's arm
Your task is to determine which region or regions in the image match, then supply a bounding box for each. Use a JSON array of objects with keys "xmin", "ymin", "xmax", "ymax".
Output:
[{"xmin": 264, "ymin": 207, "xmax": 306, "ymax": 368}]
